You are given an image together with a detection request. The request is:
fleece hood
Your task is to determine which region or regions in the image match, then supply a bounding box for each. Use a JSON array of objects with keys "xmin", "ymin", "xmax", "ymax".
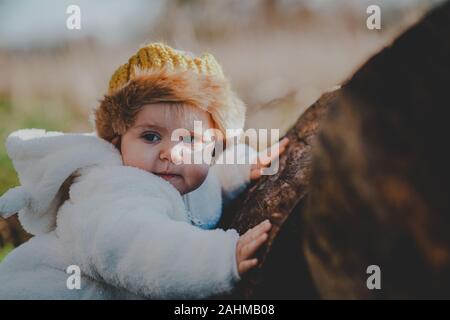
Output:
[{"xmin": 0, "ymin": 129, "xmax": 122, "ymax": 235}]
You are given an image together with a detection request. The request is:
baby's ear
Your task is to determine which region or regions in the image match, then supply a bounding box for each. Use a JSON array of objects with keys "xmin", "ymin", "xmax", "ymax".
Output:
[{"xmin": 111, "ymin": 135, "xmax": 122, "ymax": 151}]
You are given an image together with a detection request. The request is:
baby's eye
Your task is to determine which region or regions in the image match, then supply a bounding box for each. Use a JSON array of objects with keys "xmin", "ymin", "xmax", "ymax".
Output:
[{"xmin": 142, "ymin": 132, "xmax": 161, "ymax": 143}]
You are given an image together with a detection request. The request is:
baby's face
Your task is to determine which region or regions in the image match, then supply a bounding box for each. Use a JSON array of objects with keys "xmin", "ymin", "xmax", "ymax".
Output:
[{"xmin": 120, "ymin": 103, "xmax": 216, "ymax": 195}]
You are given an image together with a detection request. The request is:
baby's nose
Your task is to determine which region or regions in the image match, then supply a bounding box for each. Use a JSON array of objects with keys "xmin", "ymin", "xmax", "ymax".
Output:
[{"xmin": 160, "ymin": 141, "xmax": 186, "ymax": 164}]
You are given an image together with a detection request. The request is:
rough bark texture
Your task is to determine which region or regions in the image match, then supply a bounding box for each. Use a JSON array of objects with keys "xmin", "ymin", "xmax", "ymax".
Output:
[
  {"xmin": 220, "ymin": 1, "xmax": 450, "ymax": 299},
  {"xmin": 218, "ymin": 90, "xmax": 336, "ymax": 299},
  {"xmin": 304, "ymin": 1, "xmax": 450, "ymax": 299}
]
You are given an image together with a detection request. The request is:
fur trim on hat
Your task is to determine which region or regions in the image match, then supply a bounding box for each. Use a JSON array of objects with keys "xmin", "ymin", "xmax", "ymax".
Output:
[{"xmin": 94, "ymin": 68, "xmax": 246, "ymax": 143}]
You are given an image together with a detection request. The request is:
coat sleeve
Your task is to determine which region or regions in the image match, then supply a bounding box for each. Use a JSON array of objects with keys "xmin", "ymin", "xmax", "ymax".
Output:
[
  {"xmin": 210, "ymin": 143, "xmax": 258, "ymax": 204},
  {"xmin": 57, "ymin": 172, "xmax": 241, "ymax": 299}
]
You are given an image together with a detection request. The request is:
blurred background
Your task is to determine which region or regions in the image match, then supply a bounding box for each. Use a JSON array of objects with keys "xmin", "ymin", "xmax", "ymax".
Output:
[{"xmin": 0, "ymin": 0, "xmax": 444, "ymax": 260}]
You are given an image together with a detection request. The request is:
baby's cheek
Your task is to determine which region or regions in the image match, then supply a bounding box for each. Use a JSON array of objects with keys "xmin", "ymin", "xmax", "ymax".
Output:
[
  {"xmin": 183, "ymin": 164, "xmax": 210, "ymax": 192},
  {"xmin": 122, "ymin": 141, "xmax": 158, "ymax": 172}
]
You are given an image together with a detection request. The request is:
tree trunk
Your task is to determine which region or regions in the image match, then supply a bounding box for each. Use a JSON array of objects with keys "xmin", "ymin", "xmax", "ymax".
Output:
[
  {"xmin": 218, "ymin": 89, "xmax": 336, "ymax": 299},
  {"xmin": 220, "ymin": 1, "xmax": 450, "ymax": 299}
]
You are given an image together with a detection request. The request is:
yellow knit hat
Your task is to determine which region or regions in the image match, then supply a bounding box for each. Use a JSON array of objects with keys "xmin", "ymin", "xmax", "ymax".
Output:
[
  {"xmin": 108, "ymin": 43, "xmax": 225, "ymax": 94},
  {"xmin": 95, "ymin": 42, "xmax": 246, "ymax": 143}
]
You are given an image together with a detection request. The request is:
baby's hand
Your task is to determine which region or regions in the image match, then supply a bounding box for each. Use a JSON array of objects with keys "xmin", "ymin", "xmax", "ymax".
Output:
[
  {"xmin": 250, "ymin": 137, "xmax": 289, "ymax": 180},
  {"xmin": 236, "ymin": 219, "xmax": 272, "ymax": 276}
]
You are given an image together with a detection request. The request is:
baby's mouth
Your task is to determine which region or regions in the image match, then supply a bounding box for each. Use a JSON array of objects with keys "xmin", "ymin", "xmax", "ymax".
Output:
[{"xmin": 155, "ymin": 173, "xmax": 181, "ymax": 181}]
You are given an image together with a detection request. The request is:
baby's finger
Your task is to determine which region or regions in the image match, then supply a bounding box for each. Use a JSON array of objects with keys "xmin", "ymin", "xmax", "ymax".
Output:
[
  {"xmin": 241, "ymin": 233, "xmax": 269, "ymax": 259},
  {"xmin": 239, "ymin": 227, "xmax": 257, "ymax": 244},
  {"xmin": 279, "ymin": 137, "xmax": 289, "ymax": 148},
  {"xmin": 239, "ymin": 258, "xmax": 258, "ymax": 275},
  {"xmin": 250, "ymin": 168, "xmax": 262, "ymax": 180},
  {"xmin": 257, "ymin": 153, "xmax": 275, "ymax": 167},
  {"xmin": 258, "ymin": 138, "xmax": 289, "ymax": 166},
  {"xmin": 273, "ymin": 138, "xmax": 289, "ymax": 156},
  {"xmin": 252, "ymin": 220, "xmax": 272, "ymax": 236},
  {"xmin": 239, "ymin": 220, "xmax": 271, "ymax": 246},
  {"xmin": 252, "ymin": 221, "xmax": 271, "ymax": 241},
  {"xmin": 244, "ymin": 220, "xmax": 271, "ymax": 241}
]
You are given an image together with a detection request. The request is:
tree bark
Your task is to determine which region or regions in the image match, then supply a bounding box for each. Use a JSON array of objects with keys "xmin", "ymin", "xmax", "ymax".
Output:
[
  {"xmin": 220, "ymin": 1, "xmax": 450, "ymax": 299},
  {"xmin": 218, "ymin": 89, "xmax": 336, "ymax": 299}
]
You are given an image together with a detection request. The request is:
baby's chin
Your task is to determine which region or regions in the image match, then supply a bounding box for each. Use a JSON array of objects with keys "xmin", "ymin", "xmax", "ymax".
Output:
[
  {"xmin": 169, "ymin": 179, "xmax": 186, "ymax": 194},
  {"xmin": 153, "ymin": 168, "xmax": 209, "ymax": 195},
  {"xmin": 154, "ymin": 173, "xmax": 188, "ymax": 194},
  {"xmin": 173, "ymin": 177, "xmax": 206, "ymax": 195}
]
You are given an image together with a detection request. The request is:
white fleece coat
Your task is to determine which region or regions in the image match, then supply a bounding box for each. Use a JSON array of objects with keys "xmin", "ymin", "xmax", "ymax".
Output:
[{"xmin": 0, "ymin": 129, "xmax": 256, "ymax": 299}]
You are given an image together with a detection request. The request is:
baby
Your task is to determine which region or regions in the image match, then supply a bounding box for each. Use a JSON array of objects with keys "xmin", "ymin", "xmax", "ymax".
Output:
[{"xmin": 0, "ymin": 43, "xmax": 288, "ymax": 299}]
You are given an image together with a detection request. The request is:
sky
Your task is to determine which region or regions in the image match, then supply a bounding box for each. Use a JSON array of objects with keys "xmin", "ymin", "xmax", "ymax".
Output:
[
  {"xmin": 0, "ymin": 0, "xmax": 444, "ymax": 49},
  {"xmin": 0, "ymin": 0, "xmax": 163, "ymax": 48}
]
